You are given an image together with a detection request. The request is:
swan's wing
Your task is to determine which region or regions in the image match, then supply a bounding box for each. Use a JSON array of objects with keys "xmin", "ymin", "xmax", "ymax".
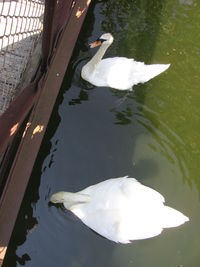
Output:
[
  {"xmin": 94, "ymin": 57, "xmax": 170, "ymax": 89},
  {"xmin": 72, "ymin": 200, "xmax": 164, "ymax": 244},
  {"xmin": 80, "ymin": 176, "xmax": 165, "ymax": 206},
  {"xmin": 121, "ymin": 178, "xmax": 165, "ymax": 204},
  {"xmin": 117, "ymin": 216, "xmax": 164, "ymax": 243},
  {"xmin": 71, "ymin": 205, "xmax": 126, "ymax": 242},
  {"xmin": 94, "ymin": 57, "xmax": 136, "ymax": 89}
]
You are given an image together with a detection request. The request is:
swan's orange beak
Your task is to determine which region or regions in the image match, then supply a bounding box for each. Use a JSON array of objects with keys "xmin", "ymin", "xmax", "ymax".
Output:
[{"xmin": 89, "ymin": 39, "xmax": 102, "ymax": 48}]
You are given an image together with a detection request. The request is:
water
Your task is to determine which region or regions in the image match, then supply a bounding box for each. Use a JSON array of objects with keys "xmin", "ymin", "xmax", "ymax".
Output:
[{"xmin": 3, "ymin": 0, "xmax": 200, "ymax": 266}]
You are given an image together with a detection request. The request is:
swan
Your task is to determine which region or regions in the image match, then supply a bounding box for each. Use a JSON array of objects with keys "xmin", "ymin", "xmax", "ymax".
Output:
[
  {"xmin": 81, "ymin": 33, "xmax": 170, "ymax": 90},
  {"xmin": 50, "ymin": 176, "xmax": 189, "ymax": 244}
]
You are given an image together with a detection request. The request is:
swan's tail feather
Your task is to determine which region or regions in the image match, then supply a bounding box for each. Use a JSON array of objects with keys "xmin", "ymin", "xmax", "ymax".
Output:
[
  {"xmin": 162, "ymin": 206, "xmax": 189, "ymax": 228},
  {"xmin": 138, "ymin": 63, "xmax": 170, "ymax": 84},
  {"xmin": 150, "ymin": 63, "xmax": 170, "ymax": 77}
]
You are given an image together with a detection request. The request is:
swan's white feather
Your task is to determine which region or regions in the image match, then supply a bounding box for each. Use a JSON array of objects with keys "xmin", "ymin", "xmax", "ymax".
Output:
[
  {"xmin": 50, "ymin": 176, "xmax": 189, "ymax": 244},
  {"xmin": 81, "ymin": 33, "xmax": 170, "ymax": 90}
]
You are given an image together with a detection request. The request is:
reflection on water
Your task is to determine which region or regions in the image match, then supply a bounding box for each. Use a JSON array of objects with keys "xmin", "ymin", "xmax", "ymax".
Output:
[{"xmin": 3, "ymin": 0, "xmax": 200, "ymax": 267}]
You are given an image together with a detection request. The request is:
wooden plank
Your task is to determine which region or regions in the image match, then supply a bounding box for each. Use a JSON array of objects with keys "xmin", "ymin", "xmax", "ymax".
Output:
[{"xmin": 0, "ymin": 0, "xmax": 91, "ymax": 264}]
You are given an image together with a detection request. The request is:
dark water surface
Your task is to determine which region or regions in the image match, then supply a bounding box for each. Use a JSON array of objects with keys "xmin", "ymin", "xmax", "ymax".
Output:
[{"xmin": 3, "ymin": 0, "xmax": 200, "ymax": 266}]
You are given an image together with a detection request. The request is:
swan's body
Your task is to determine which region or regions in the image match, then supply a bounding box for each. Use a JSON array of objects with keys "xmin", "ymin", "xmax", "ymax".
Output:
[
  {"xmin": 81, "ymin": 33, "xmax": 170, "ymax": 90},
  {"xmin": 50, "ymin": 176, "xmax": 189, "ymax": 244}
]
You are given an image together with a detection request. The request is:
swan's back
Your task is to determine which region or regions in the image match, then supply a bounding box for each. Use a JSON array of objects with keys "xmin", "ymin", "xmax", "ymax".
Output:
[
  {"xmin": 68, "ymin": 177, "xmax": 189, "ymax": 243},
  {"xmin": 83, "ymin": 57, "xmax": 170, "ymax": 90}
]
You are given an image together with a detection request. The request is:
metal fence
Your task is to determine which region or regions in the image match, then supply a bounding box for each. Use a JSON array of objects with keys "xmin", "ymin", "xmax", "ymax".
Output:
[{"xmin": 0, "ymin": 0, "xmax": 44, "ymax": 115}]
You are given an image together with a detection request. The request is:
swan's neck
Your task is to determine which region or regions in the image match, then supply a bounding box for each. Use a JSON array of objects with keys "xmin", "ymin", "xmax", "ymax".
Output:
[{"xmin": 87, "ymin": 43, "xmax": 111, "ymax": 71}]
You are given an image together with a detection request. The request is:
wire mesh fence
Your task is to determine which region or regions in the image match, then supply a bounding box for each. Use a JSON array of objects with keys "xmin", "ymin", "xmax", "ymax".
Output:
[{"xmin": 0, "ymin": 0, "xmax": 44, "ymax": 115}]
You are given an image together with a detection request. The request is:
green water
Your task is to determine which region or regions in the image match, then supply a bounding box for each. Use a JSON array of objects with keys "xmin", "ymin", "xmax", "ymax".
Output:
[{"xmin": 3, "ymin": 1, "xmax": 200, "ymax": 266}]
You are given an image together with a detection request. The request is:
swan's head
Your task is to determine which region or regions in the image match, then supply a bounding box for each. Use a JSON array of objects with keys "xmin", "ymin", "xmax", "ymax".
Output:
[
  {"xmin": 90, "ymin": 33, "xmax": 114, "ymax": 48},
  {"xmin": 50, "ymin": 191, "xmax": 66, "ymax": 204}
]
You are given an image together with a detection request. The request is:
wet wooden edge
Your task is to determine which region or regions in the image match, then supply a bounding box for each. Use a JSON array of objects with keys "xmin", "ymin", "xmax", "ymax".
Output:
[{"xmin": 0, "ymin": 0, "xmax": 91, "ymax": 264}]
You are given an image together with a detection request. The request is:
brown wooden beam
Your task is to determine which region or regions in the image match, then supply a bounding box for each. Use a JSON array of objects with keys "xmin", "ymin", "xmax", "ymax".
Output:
[{"xmin": 0, "ymin": 0, "xmax": 91, "ymax": 264}]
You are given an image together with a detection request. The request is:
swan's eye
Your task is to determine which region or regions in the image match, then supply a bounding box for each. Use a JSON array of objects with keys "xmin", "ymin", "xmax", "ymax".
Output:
[
  {"xmin": 99, "ymin": 38, "xmax": 106, "ymax": 43},
  {"xmin": 89, "ymin": 38, "xmax": 107, "ymax": 48}
]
